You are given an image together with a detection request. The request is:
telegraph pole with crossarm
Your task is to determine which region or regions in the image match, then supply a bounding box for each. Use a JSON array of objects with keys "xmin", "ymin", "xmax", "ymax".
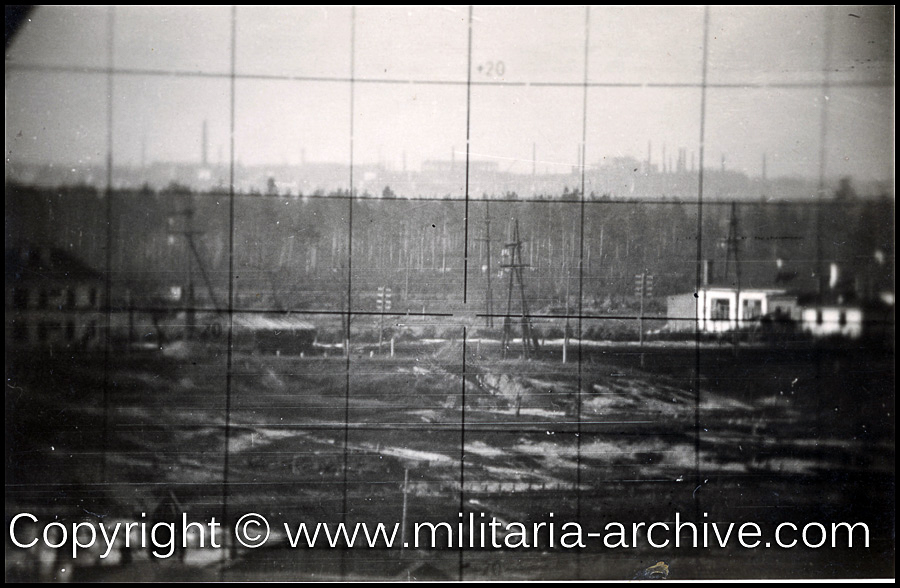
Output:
[{"xmin": 500, "ymin": 218, "xmax": 539, "ymax": 359}]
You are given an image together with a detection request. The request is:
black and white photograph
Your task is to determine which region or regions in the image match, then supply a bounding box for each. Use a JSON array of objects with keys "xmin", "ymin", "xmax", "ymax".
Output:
[{"xmin": 5, "ymin": 5, "xmax": 895, "ymax": 581}]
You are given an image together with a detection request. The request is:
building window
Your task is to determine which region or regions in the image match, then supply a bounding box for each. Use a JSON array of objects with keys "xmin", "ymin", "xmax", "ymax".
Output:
[
  {"xmin": 712, "ymin": 298, "xmax": 730, "ymax": 321},
  {"xmin": 66, "ymin": 288, "xmax": 76, "ymax": 309},
  {"xmin": 816, "ymin": 310, "xmax": 823, "ymax": 325},
  {"xmin": 89, "ymin": 287, "xmax": 98, "ymax": 308},
  {"xmin": 838, "ymin": 311, "xmax": 847, "ymax": 327},
  {"xmin": 742, "ymin": 299, "xmax": 762, "ymax": 320},
  {"xmin": 12, "ymin": 321, "xmax": 27, "ymax": 342},
  {"xmin": 66, "ymin": 321, "xmax": 76, "ymax": 342},
  {"xmin": 38, "ymin": 289, "xmax": 48, "ymax": 310},
  {"xmin": 38, "ymin": 322, "xmax": 48, "ymax": 343}
]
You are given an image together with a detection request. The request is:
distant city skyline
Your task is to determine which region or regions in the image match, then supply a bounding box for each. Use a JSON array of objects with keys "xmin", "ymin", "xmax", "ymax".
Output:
[{"xmin": 5, "ymin": 6, "xmax": 895, "ymax": 186}]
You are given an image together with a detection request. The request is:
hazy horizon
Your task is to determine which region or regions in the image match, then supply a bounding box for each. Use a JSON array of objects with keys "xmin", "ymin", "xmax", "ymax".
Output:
[{"xmin": 5, "ymin": 6, "xmax": 895, "ymax": 189}]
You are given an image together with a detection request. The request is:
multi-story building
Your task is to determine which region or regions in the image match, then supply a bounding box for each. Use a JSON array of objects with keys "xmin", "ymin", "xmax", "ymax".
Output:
[{"xmin": 6, "ymin": 244, "xmax": 105, "ymax": 351}]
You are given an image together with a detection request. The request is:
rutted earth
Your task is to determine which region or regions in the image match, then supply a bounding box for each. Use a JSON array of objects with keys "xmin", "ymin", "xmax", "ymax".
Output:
[{"xmin": 5, "ymin": 345, "xmax": 894, "ymax": 580}]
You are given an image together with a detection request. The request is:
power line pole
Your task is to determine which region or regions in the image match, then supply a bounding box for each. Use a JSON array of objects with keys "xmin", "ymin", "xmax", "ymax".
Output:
[
  {"xmin": 476, "ymin": 202, "xmax": 494, "ymax": 327},
  {"xmin": 500, "ymin": 219, "xmax": 539, "ymax": 359},
  {"xmin": 376, "ymin": 285, "xmax": 391, "ymax": 353},
  {"xmin": 637, "ymin": 272, "xmax": 645, "ymax": 346},
  {"xmin": 724, "ymin": 201, "xmax": 741, "ymax": 353},
  {"xmin": 169, "ymin": 196, "xmax": 227, "ymax": 341},
  {"xmin": 168, "ymin": 198, "xmax": 200, "ymax": 341},
  {"xmin": 563, "ymin": 259, "xmax": 570, "ymax": 364}
]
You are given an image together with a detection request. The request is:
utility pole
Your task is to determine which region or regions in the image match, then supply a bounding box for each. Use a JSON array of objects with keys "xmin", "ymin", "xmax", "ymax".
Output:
[
  {"xmin": 634, "ymin": 272, "xmax": 654, "ymax": 343},
  {"xmin": 724, "ymin": 201, "xmax": 742, "ymax": 353},
  {"xmin": 400, "ymin": 467, "xmax": 409, "ymax": 550},
  {"xmin": 638, "ymin": 273, "xmax": 647, "ymax": 347},
  {"xmin": 441, "ymin": 220, "xmax": 447, "ymax": 273},
  {"xmin": 376, "ymin": 286, "xmax": 392, "ymax": 353},
  {"xmin": 634, "ymin": 272, "xmax": 653, "ymax": 367},
  {"xmin": 636, "ymin": 273, "xmax": 645, "ymax": 346},
  {"xmin": 168, "ymin": 196, "xmax": 227, "ymax": 342},
  {"xmin": 500, "ymin": 219, "xmax": 539, "ymax": 359},
  {"xmin": 168, "ymin": 198, "xmax": 199, "ymax": 341},
  {"xmin": 476, "ymin": 202, "xmax": 494, "ymax": 327},
  {"xmin": 563, "ymin": 260, "xmax": 570, "ymax": 364}
]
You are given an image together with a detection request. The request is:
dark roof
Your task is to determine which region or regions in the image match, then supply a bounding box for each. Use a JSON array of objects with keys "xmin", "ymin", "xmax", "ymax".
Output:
[
  {"xmin": 798, "ymin": 291, "xmax": 894, "ymax": 312},
  {"xmin": 6, "ymin": 245, "xmax": 103, "ymax": 283},
  {"xmin": 797, "ymin": 291, "xmax": 858, "ymax": 307}
]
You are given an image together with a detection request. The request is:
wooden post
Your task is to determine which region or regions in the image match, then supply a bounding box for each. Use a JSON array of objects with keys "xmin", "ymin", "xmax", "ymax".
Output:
[
  {"xmin": 563, "ymin": 262, "xmax": 570, "ymax": 364},
  {"xmin": 639, "ymin": 272, "xmax": 645, "ymax": 347},
  {"xmin": 400, "ymin": 468, "xmax": 409, "ymax": 550}
]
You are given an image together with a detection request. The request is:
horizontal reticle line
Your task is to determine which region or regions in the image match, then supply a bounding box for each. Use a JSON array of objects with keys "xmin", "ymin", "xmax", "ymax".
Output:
[{"xmin": 6, "ymin": 63, "xmax": 892, "ymax": 90}]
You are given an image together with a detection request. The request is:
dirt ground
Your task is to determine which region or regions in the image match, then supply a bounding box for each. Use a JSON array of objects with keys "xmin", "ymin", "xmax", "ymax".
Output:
[{"xmin": 4, "ymin": 338, "xmax": 894, "ymax": 581}]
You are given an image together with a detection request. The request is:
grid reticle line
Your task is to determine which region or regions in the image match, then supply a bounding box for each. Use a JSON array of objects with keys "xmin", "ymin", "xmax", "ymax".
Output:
[
  {"xmin": 28, "ymin": 188, "xmax": 878, "ymax": 207},
  {"xmin": 340, "ymin": 7, "xmax": 356, "ymax": 581},
  {"xmin": 693, "ymin": 4, "xmax": 712, "ymax": 507},
  {"xmin": 62, "ymin": 190, "xmax": 885, "ymax": 206},
  {"xmin": 813, "ymin": 5, "xmax": 835, "ymax": 460},
  {"xmin": 101, "ymin": 6, "xmax": 115, "ymax": 485},
  {"xmin": 5, "ymin": 62, "xmax": 891, "ymax": 90},
  {"xmin": 25, "ymin": 307, "xmax": 897, "ymax": 326},
  {"xmin": 575, "ymin": 4, "xmax": 591, "ymax": 581},
  {"xmin": 458, "ymin": 325, "xmax": 467, "ymax": 581},
  {"xmin": 459, "ymin": 6, "xmax": 474, "ymax": 580},
  {"xmin": 220, "ymin": 5, "xmax": 238, "ymax": 576},
  {"xmin": 462, "ymin": 5, "xmax": 473, "ymax": 305}
]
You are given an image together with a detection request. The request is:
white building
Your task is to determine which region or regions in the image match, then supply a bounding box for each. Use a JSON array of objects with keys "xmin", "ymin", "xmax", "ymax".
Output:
[
  {"xmin": 666, "ymin": 287, "xmax": 786, "ymax": 334},
  {"xmin": 800, "ymin": 305, "xmax": 864, "ymax": 339}
]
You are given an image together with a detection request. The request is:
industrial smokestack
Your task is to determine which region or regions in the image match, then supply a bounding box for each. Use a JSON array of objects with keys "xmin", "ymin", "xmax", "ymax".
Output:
[
  {"xmin": 829, "ymin": 263, "xmax": 839, "ymax": 290},
  {"xmin": 702, "ymin": 259, "xmax": 713, "ymax": 286}
]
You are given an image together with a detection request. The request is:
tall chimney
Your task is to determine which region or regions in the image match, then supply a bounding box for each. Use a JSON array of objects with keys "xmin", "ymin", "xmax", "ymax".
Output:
[{"xmin": 702, "ymin": 259, "xmax": 713, "ymax": 286}]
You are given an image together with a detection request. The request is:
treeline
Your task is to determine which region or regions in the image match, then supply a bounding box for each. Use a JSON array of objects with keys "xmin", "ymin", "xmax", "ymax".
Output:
[{"xmin": 6, "ymin": 182, "xmax": 894, "ymax": 314}]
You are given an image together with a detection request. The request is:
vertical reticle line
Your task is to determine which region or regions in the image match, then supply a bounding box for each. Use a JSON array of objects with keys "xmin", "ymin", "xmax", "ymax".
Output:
[
  {"xmin": 816, "ymin": 6, "xmax": 834, "ymax": 297},
  {"xmin": 693, "ymin": 5, "xmax": 711, "ymax": 498},
  {"xmin": 459, "ymin": 7, "xmax": 474, "ymax": 576},
  {"xmin": 575, "ymin": 5, "xmax": 590, "ymax": 581},
  {"xmin": 341, "ymin": 6, "xmax": 356, "ymax": 581},
  {"xmin": 458, "ymin": 325, "xmax": 467, "ymax": 581},
  {"xmin": 101, "ymin": 5, "xmax": 115, "ymax": 485},
  {"xmin": 463, "ymin": 5, "xmax": 473, "ymax": 303},
  {"xmin": 220, "ymin": 5, "xmax": 238, "ymax": 577},
  {"xmin": 814, "ymin": 5, "xmax": 834, "ymax": 445}
]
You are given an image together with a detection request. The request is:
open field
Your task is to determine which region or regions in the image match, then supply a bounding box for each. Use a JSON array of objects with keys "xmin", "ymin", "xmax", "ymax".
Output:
[{"xmin": 5, "ymin": 339, "xmax": 894, "ymax": 581}]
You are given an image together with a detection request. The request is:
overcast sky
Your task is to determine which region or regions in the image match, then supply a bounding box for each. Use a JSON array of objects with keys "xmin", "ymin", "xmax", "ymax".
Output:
[{"xmin": 5, "ymin": 5, "xmax": 894, "ymax": 183}]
